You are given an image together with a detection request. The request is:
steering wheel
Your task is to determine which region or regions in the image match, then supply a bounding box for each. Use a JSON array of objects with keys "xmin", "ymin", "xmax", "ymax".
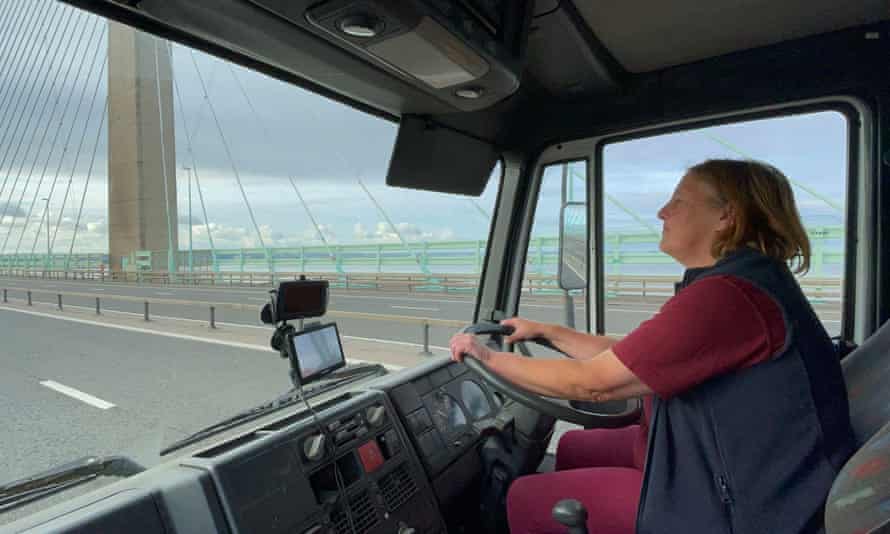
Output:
[{"xmin": 459, "ymin": 322, "xmax": 642, "ymax": 428}]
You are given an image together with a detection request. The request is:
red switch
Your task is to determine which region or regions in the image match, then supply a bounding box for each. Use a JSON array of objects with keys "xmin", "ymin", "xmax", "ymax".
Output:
[{"xmin": 358, "ymin": 440, "xmax": 384, "ymax": 473}]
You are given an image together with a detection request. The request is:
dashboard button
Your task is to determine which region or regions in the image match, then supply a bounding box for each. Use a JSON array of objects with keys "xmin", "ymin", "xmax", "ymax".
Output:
[
  {"xmin": 408, "ymin": 409, "xmax": 432, "ymax": 434},
  {"xmin": 357, "ymin": 440, "xmax": 385, "ymax": 473},
  {"xmin": 303, "ymin": 434, "xmax": 326, "ymax": 462},
  {"xmin": 366, "ymin": 405, "xmax": 386, "ymax": 427},
  {"xmin": 334, "ymin": 430, "xmax": 354, "ymax": 445},
  {"xmin": 379, "ymin": 429, "xmax": 402, "ymax": 458}
]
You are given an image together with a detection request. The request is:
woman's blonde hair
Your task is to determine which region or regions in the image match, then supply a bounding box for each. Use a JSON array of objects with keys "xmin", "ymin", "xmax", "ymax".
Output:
[{"xmin": 688, "ymin": 159, "xmax": 811, "ymax": 274}]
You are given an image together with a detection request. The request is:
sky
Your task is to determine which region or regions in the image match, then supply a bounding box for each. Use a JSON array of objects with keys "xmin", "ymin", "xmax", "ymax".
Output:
[{"xmin": 0, "ymin": 1, "xmax": 849, "ymax": 258}]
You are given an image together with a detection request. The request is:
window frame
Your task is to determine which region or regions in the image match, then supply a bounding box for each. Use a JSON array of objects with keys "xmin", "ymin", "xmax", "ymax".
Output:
[
  {"xmin": 593, "ymin": 102, "xmax": 864, "ymax": 340},
  {"xmin": 506, "ymin": 157, "xmax": 592, "ymax": 332},
  {"xmin": 530, "ymin": 96, "xmax": 874, "ymax": 342}
]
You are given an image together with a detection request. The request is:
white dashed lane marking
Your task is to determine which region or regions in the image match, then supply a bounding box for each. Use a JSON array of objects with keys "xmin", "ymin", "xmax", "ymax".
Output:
[{"xmin": 39, "ymin": 380, "xmax": 116, "ymax": 410}]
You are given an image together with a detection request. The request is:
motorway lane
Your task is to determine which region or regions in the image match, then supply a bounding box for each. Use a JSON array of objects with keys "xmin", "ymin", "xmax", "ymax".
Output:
[
  {"xmin": 0, "ymin": 309, "xmax": 295, "ymax": 488},
  {"xmin": 0, "ymin": 277, "xmax": 594, "ymax": 347},
  {"xmin": 0, "ymin": 277, "xmax": 840, "ymax": 340}
]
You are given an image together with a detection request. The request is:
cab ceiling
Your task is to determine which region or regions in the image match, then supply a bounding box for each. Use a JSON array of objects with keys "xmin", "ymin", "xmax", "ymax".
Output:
[
  {"xmin": 66, "ymin": 0, "xmax": 888, "ymax": 147},
  {"xmin": 573, "ymin": 0, "xmax": 887, "ymax": 73}
]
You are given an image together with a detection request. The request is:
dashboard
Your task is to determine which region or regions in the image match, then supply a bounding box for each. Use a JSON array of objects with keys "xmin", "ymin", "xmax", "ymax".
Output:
[
  {"xmin": 3, "ymin": 358, "xmax": 515, "ymax": 534},
  {"xmin": 388, "ymin": 360, "xmax": 505, "ymax": 478}
]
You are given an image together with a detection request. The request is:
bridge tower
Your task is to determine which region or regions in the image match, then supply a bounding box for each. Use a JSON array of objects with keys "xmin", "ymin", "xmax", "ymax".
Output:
[{"xmin": 107, "ymin": 21, "xmax": 177, "ymax": 273}]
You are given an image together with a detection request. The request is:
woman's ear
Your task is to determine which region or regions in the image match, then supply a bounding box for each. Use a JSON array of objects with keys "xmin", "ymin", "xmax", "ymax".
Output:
[{"xmin": 716, "ymin": 204, "xmax": 735, "ymax": 233}]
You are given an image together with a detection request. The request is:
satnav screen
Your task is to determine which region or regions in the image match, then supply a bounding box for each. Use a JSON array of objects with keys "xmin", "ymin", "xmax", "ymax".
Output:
[{"xmin": 292, "ymin": 324, "xmax": 345, "ymax": 382}]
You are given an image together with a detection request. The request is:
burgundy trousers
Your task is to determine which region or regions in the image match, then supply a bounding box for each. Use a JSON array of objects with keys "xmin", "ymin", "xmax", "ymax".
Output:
[{"xmin": 506, "ymin": 425, "xmax": 643, "ymax": 534}]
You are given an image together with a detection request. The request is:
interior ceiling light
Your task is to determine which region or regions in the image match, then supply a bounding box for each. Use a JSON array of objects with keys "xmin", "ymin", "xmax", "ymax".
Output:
[
  {"xmin": 455, "ymin": 87, "xmax": 484, "ymax": 99},
  {"xmin": 338, "ymin": 14, "xmax": 383, "ymax": 38}
]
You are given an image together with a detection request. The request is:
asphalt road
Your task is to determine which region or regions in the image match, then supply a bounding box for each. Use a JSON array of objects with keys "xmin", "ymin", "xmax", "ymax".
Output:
[
  {"xmin": 0, "ymin": 277, "xmax": 597, "ymax": 350},
  {"xmin": 0, "ymin": 276, "xmax": 841, "ymax": 342},
  {"xmin": 0, "ymin": 308, "xmax": 294, "ymax": 486}
]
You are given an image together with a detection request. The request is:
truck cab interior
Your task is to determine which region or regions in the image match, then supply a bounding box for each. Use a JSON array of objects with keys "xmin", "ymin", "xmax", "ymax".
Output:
[{"xmin": 4, "ymin": 1, "xmax": 890, "ymax": 533}]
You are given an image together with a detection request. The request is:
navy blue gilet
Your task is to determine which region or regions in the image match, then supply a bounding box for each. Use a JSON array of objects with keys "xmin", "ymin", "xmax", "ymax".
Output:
[{"xmin": 635, "ymin": 248, "xmax": 855, "ymax": 534}]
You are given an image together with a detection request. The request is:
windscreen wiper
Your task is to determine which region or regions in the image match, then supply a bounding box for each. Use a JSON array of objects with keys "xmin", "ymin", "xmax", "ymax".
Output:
[
  {"xmin": 160, "ymin": 362, "xmax": 386, "ymax": 456},
  {"xmin": 0, "ymin": 456, "xmax": 144, "ymax": 512}
]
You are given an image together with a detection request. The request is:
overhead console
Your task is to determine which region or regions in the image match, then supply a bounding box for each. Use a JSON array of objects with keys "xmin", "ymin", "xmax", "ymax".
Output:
[{"xmin": 256, "ymin": 0, "xmax": 533, "ymax": 111}]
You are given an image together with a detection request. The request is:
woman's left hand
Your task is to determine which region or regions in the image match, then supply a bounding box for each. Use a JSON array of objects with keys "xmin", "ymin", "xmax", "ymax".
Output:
[{"xmin": 449, "ymin": 333, "xmax": 493, "ymax": 364}]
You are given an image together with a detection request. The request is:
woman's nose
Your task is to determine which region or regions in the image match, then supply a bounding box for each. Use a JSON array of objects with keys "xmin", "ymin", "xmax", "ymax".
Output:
[{"xmin": 657, "ymin": 205, "xmax": 668, "ymax": 220}]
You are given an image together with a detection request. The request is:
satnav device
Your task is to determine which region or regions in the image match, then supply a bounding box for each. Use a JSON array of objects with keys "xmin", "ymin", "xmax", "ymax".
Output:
[
  {"xmin": 289, "ymin": 323, "xmax": 346, "ymax": 384},
  {"xmin": 261, "ymin": 278, "xmax": 329, "ymax": 324}
]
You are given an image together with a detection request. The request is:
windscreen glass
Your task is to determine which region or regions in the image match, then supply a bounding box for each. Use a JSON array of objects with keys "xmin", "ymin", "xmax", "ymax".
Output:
[{"xmin": 0, "ymin": 0, "xmax": 500, "ymax": 521}]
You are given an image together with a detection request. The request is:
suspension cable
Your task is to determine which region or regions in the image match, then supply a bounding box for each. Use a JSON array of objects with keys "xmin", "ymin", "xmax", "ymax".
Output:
[
  {"xmin": 0, "ymin": 0, "xmax": 29, "ymax": 90},
  {"xmin": 182, "ymin": 58, "xmax": 220, "ymax": 146},
  {"xmin": 2, "ymin": 7, "xmax": 81, "ymax": 253},
  {"xmin": 0, "ymin": 0, "xmax": 44, "ymax": 145},
  {"xmin": 66, "ymin": 98, "xmax": 108, "ymax": 269},
  {"xmin": 14, "ymin": 10, "xmax": 93, "ymax": 256},
  {"xmin": 188, "ymin": 48, "xmax": 269, "ymax": 264},
  {"xmin": 171, "ymin": 58, "xmax": 217, "ymax": 259},
  {"xmin": 0, "ymin": 5, "xmax": 70, "ymax": 244},
  {"xmin": 0, "ymin": 1, "xmax": 56, "ymax": 204},
  {"xmin": 51, "ymin": 56, "xmax": 108, "ymax": 251},
  {"xmin": 228, "ymin": 64, "xmax": 339, "ymax": 269},
  {"xmin": 24, "ymin": 15, "xmax": 101, "ymax": 255},
  {"xmin": 30, "ymin": 20, "xmax": 105, "ymax": 255},
  {"xmin": 153, "ymin": 37, "xmax": 177, "ymax": 273}
]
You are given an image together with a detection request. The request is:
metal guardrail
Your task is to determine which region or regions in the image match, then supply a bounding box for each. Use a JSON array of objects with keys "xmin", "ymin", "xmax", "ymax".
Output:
[
  {"xmin": 0, "ymin": 269, "xmax": 844, "ymax": 303},
  {"xmin": 0, "ymin": 285, "xmax": 466, "ymax": 355},
  {"xmin": 0, "ymin": 269, "xmax": 573, "ymax": 295},
  {"xmin": 0, "ymin": 226, "xmax": 844, "ymax": 276}
]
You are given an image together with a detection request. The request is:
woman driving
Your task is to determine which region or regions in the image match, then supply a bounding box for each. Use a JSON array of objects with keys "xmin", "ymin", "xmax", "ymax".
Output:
[{"xmin": 450, "ymin": 159, "xmax": 855, "ymax": 534}]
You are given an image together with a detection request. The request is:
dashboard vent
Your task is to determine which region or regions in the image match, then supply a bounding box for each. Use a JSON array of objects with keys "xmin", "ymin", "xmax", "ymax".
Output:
[
  {"xmin": 379, "ymin": 463, "xmax": 418, "ymax": 512},
  {"xmin": 333, "ymin": 489, "xmax": 380, "ymax": 534}
]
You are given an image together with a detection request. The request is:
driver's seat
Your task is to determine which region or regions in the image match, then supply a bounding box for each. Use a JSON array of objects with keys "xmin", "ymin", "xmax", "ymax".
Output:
[{"xmin": 825, "ymin": 319, "xmax": 890, "ymax": 533}]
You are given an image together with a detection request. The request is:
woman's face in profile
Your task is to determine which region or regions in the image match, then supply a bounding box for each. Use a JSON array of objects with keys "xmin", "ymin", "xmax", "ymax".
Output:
[{"xmin": 657, "ymin": 174, "xmax": 730, "ymax": 267}]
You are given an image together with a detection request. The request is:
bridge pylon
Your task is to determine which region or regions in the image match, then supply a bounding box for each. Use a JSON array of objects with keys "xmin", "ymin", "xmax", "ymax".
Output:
[{"xmin": 107, "ymin": 21, "xmax": 177, "ymax": 273}]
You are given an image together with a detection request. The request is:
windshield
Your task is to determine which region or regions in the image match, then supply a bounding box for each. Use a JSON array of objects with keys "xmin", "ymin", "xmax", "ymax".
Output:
[{"xmin": 0, "ymin": 1, "xmax": 500, "ymax": 514}]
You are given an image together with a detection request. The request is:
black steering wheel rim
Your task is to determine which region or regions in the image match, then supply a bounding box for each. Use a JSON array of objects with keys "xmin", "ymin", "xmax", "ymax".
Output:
[{"xmin": 460, "ymin": 321, "xmax": 641, "ymax": 428}]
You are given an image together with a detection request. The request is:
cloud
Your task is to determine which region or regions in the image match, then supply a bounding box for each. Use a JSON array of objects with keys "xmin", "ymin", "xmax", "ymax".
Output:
[
  {"xmin": 178, "ymin": 214, "xmax": 204, "ymax": 225},
  {"xmin": 352, "ymin": 221, "xmax": 455, "ymax": 243},
  {"xmin": 0, "ymin": 203, "xmax": 28, "ymax": 218}
]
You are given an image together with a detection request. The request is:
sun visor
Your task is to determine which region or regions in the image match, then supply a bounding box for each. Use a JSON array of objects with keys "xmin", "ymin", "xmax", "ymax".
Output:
[{"xmin": 386, "ymin": 116, "xmax": 498, "ymax": 196}]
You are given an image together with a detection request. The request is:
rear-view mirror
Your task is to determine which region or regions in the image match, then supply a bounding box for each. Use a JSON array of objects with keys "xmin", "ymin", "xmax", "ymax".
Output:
[{"xmin": 558, "ymin": 201, "xmax": 587, "ymax": 291}]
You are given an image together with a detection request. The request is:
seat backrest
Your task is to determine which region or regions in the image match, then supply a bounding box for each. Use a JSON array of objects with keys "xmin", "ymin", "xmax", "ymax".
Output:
[
  {"xmin": 841, "ymin": 319, "xmax": 890, "ymax": 446},
  {"xmin": 824, "ymin": 421, "xmax": 890, "ymax": 534},
  {"xmin": 824, "ymin": 319, "xmax": 890, "ymax": 534}
]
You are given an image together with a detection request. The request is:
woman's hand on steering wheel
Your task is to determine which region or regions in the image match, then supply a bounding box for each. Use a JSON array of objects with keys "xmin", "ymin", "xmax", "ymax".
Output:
[
  {"xmin": 449, "ymin": 333, "xmax": 493, "ymax": 364},
  {"xmin": 501, "ymin": 317, "xmax": 544, "ymax": 344}
]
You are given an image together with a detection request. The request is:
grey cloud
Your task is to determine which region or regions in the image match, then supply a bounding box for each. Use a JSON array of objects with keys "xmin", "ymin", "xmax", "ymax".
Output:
[
  {"xmin": 178, "ymin": 214, "xmax": 204, "ymax": 225},
  {"xmin": 0, "ymin": 203, "xmax": 27, "ymax": 218}
]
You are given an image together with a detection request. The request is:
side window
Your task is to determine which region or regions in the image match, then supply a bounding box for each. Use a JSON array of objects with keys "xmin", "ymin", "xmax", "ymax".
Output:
[
  {"xmin": 601, "ymin": 111, "xmax": 848, "ymax": 336},
  {"xmin": 518, "ymin": 161, "xmax": 588, "ymax": 331}
]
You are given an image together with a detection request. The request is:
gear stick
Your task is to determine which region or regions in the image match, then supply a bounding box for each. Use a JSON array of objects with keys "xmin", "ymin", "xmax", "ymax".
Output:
[{"xmin": 552, "ymin": 499, "xmax": 589, "ymax": 534}]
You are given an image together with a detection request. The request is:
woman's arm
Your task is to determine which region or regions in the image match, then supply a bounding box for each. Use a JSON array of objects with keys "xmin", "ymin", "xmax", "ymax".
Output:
[
  {"xmin": 450, "ymin": 334, "xmax": 651, "ymax": 402},
  {"xmin": 502, "ymin": 317, "xmax": 617, "ymax": 359}
]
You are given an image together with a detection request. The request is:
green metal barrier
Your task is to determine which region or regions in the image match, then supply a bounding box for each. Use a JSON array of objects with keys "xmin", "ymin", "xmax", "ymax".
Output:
[{"xmin": 0, "ymin": 226, "xmax": 843, "ymax": 278}]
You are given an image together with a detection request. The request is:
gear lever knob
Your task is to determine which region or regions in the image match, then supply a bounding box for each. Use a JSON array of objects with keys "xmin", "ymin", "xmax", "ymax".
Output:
[{"xmin": 552, "ymin": 499, "xmax": 589, "ymax": 534}]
